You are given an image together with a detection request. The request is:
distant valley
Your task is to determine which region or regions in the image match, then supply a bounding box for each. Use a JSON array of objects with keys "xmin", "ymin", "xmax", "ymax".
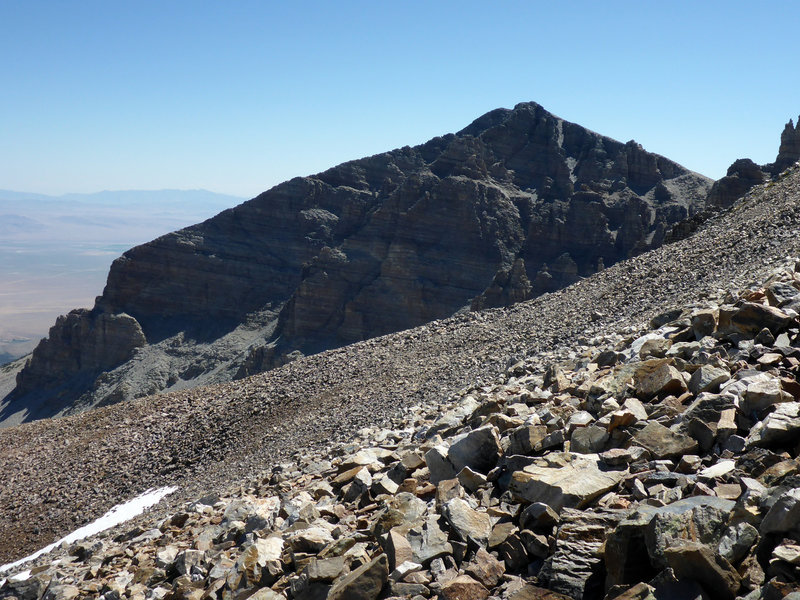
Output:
[{"xmin": 0, "ymin": 189, "xmax": 244, "ymax": 364}]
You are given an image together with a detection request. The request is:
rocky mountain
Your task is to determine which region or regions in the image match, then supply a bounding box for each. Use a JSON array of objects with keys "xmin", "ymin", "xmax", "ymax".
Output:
[
  {"xmin": 2, "ymin": 102, "xmax": 714, "ymax": 425},
  {"xmin": 2, "ymin": 159, "xmax": 800, "ymax": 600},
  {"xmin": 706, "ymin": 116, "xmax": 800, "ymax": 210}
]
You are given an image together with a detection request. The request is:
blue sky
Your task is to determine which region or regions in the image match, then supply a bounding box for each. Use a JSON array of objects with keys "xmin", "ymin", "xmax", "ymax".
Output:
[{"xmin": 1, "ymin": 1, "xmax": 798, "ymax": 198}]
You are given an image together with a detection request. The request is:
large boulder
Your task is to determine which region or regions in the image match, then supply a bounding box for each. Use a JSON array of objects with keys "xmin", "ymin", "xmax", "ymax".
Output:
[{"xmin": 509, "ymin": 453, "xmax": 626, "ymax": 511}]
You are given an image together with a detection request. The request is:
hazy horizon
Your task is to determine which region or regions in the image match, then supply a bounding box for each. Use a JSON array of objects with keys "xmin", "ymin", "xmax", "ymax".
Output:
[{"xmin": 2, "ymin": 2, "xmax": 798, "ymax": 198}]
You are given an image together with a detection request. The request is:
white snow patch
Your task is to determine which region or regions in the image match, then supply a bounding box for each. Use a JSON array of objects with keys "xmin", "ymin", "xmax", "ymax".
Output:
[{"xmin": 0, "ymin": 486, "xmax": 177, "ymax": 575}]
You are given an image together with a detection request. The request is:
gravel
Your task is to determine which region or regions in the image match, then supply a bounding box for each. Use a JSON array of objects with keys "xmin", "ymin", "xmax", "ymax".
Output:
[{"xmin": 1, "ymin": 164, "xmax": 799, "ymax": 565}]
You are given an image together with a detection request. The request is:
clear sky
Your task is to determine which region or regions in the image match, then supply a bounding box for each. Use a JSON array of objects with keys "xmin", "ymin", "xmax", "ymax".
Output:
[{"xmin": 1, "ymin": 1, "xmax": 798, "ymax": 199}]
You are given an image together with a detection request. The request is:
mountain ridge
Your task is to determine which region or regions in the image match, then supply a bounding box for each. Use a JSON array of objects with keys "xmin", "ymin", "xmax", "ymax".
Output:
[{"xmin": 4, "ymin": 101, "xmax": 714, "ymax": 425}]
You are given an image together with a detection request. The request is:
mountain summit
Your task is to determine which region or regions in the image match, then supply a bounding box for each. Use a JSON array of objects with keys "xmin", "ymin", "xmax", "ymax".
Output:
[{"xmin": 5, "ymin": 102, "xmax": 713, "ymax": 423}]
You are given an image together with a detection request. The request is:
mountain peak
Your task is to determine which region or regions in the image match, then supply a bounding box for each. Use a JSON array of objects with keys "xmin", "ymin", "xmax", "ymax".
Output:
[{"xmin": 5, "ymin": 102, "xmax": 712, "ymax": 425}]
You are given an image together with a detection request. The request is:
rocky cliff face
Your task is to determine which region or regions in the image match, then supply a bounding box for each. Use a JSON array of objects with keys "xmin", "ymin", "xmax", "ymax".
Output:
[
  {"xmin": 707, "ymin": 116, "xmax": 800, "ymax": 210},
  {"xmin": 5, "ymin": 102, "xmax": 713, "ymax": 421}
]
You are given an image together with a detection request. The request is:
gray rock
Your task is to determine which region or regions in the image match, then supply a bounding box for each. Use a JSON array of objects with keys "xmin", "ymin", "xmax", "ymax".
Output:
[
  {"xmin": 519, "ymin": 502, "xmax": 561, "ymax": 531},
  {"xmin": 718, "ymin": 521, "xmax": 759, "ymax": 563},
  {"xmin": 746, "ymin": 402, "xmax": 800, "ymax": 447},
  {"xmin": 663, "ymin": 541, "xmax": 741, "ymax": 600},
  {"xmin": 719, "ymin": 302, "xmax": 794, "ymax": 337},
  {"xmin": 442, "ymin": 498, "xmax": 491, "ymax": 545},
  {"xmin": 760, "ymin": 487, "xmax": 800, "ymax": 534},
  {"xmin": 507, "ymin": 424, "xmax": 548, "ymax": 456},
  {"xmin": 569, "ymin": 425, "xmax": 609, "ymax": 454},
  {"xmin": 425, "ymin": 445, "xmax": 457, "ymax": 484},
  {"xmin": 539, "ymin": 508, "xmax": 625, "ymax": 599},
  {"xmin": 606, "ymin": 496, "xmax": 736, "ymax": 588},
  {"xmin": 742, "ymin": 379, "xmax": 792, "ymax": 414},
  {"xmin": 688, "ymin": 365, "xmax": 730, "ymax": 395},
  {"xmin": 766, "ymin": 281, "xmax": 800, "ymax": 307},
  {"xmin": 405, "ymin": 515, "xmax": 454, "ymax": 565}
]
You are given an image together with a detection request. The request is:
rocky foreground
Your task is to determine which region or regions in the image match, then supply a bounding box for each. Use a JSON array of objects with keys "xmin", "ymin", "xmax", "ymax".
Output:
[
  {"xmin": 3, "ymin": 167, "xmax": 800, "ymax": 598},
  {"xmin": 4, "ymin": 234, "xmax": 800, "ymax": 599}
]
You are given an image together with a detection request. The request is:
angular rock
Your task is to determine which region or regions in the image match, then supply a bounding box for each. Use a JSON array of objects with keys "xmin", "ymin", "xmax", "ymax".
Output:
[
  {"xmin": 439, "ymin": 574, "xmax": 490, "ymax": 600},
  {"xmin": 688, "ymin": 365, "xmax": 730, "ymax": 395},
  {"xmin": 519, "ymin": 502, "xmax": 561, "ymax": 531},
  {"xmin": 508, "ymin": 424, "xmax": 548, "ymax": 456},
  {"xmin": 747, "ymin": 402, "xmax": 800, "ymax": 447},
  {"xmin": 464, "ymin": 547, "xmax": 505, "ymax": 588},
  {"xmin": 405, "ymin": 515, "xmax": 454, "ymax": 565},
  {"xmin": 742, "ymin": 379, "xmax": 793, "ymax": 414},
  {"xmin": 508, "ymin": 585, "xmax": 573, "ymax": 600},
  {"xmin": 442, "ymin": 498, "xmax": 491, "ymax": 545},
  {"xmin": 718, "ymin": 521, "xmax": 759, "ymax": 564},
  {"xmin": 760, "ymin": 487, "xmax": 800, "ymax": 534},
  {"xmin": 510, "ymin": 453, "xmax": 625, "ymax": 511},
  {"xmin": 539, "ymin": 508, "xmax": 625, "ymax": 599},
  {"xmin": 721, "ymin": 302, "xmax": 794, "ymax": 337},
  {"xmin": 570, "ymin": 425, "xmax": 609, "ymax": 454},
  {"xmin": 447, "ymin": 425, "xmax": 502, "ymax": 475},
  {"xmin": 327, "ymin": 553, "xmax": 389, "ymax": 600},
  {"xmin": 632, "ymin": 422, "xmax": 698, "ymax": 459},
  {"xmin": 663, "ymin": 541, "xmax": 741, "ymax": 600},
  {"xmin": 606, "ymin": 495, "xmax": 735, "ymax": 588},
  {"xmin": 635, "ymin": 363, "xmax": 687, "ymax": 400}
]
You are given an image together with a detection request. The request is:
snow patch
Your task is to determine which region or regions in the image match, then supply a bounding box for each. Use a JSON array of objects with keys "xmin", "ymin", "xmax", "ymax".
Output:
[{"xmin": 0, "ymin": 486, "xmax": 177, "ymax": 575}]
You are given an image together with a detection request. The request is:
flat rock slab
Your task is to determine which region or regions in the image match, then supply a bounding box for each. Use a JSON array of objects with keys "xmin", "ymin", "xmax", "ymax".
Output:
[
  {"xmin": 509, "ymin": 453, "xmax": 626, "ymax": 511},
  {"xmin": 631, "ymin": 421, "xmax": 698, "ymax": 459}
]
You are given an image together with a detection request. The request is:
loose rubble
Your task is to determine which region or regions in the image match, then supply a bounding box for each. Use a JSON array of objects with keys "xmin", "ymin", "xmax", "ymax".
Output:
[{"xmin": 5, "ymin": 257, "xmax": 800, "ymax": 599}]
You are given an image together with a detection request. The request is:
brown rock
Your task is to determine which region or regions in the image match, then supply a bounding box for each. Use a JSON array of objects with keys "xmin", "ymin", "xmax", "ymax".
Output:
[
  {"xmin": 464, "ymin": 547, "xmax": 505, "ymax": 588},
  {"xmin": 632, "ymin": 421, "xmax": 698, "ymax": 459},
  {"xmin": 439, "ymin": 574, "xmax": 490, "ymax": 600},
  {"xmin": 635, "ymin": 362, "xmax": 687, "ymax": 400},
  {"xmin": 663, "ymin": 541, "xmax": 741, "ymax": 600},
  {"xmin": 327, "ymin": 553, "xmax": 389, "ymax": 600}
]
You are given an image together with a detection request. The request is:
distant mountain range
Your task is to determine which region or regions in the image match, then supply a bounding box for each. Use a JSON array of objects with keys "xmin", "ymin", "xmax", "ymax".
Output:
[
  {"xmin": 0, "ymin": 188, "xmax": 245, "ymax": 242},
  {"xmin": 0, "ymin": 189, "xmax": 244, "ymax": 369}
]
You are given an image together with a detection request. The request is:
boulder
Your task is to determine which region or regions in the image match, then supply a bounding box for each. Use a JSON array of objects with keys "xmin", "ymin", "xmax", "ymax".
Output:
[
  {"xmin": 447, "ymin": 425, "xmax": 502, "ymax": 474},
  {"xmin": 635, "ymin": 363, "xmax": 687, "ymax": 400},
  {"xmin": 509, "ymin": 453, "xmax": 626, "ymax": 511},
  {"xmin": 747, "ymin": 402, "xmax": 800, "ymax": 447},
  {"xmin": 663, "ymin": 541, "xmax": 741, "ymax": 600},
  {"xmin": 327, "ymin": 553, "xmax": 388, "ymax": 600},
  {"xmin": 688, "ymin": 366, "xmax": 730, "ymax": 395},
  {"xmin": 631, "ymin": 422, "xmax": 698, "ymax": 459},
  {"xmin": 439, "ymin": 574, "xmax": 490, "ymax": 600},
  {"xmin": 538, "ymin": 508, "xmax": 625, "ymax": 599},
  {"xmin": 760, "ymin": 487, "xmax": 800, "ymax": 535},
  {"xmin": 442, "ymin": 498, "xmax": 491, "ymax": 545}
]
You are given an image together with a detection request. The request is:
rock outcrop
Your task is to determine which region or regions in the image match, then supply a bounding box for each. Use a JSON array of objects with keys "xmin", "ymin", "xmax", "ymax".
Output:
[
  {"xmin": 6, "ymin": 102, "xmax": 713, "ymax": 421},
  {"xmin": 706, "ymin": 116, "xmax": 800, "ymax": 210}
]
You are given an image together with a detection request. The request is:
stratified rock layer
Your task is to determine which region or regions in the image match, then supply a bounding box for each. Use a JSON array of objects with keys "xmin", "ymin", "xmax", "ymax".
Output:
[{"xmin": 10, "ymin": 102, "xmax": 712, "ymax": 418}]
